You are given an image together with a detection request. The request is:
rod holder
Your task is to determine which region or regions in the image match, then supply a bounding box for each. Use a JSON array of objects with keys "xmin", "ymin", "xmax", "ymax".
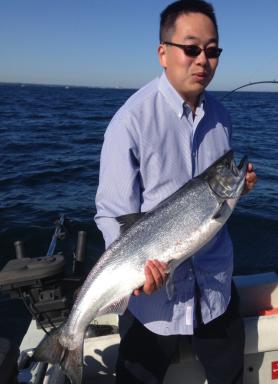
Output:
[
  {"xmin": 14, "ymin": 241, "xmax": 26, "ymax": 259},
  {"xmin": 75, "ymin": 231, "xmax": 87, "ymax": 263}
]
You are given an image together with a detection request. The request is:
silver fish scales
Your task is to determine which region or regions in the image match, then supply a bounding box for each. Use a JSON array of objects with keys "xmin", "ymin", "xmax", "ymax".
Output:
[{"xmin": 34, "ymin": 149, "xmax": 248, "ymax": 383}]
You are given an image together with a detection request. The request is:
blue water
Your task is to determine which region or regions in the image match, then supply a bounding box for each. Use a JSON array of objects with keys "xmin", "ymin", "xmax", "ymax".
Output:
[{"xmin": 0, "ymin": 83, "xmax": 277, "ymax": 343}]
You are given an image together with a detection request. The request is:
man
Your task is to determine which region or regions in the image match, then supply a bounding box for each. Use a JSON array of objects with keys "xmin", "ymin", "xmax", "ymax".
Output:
[{"xmin": 95, "ymin": 1, "xmax": 257, "ymax": 383}]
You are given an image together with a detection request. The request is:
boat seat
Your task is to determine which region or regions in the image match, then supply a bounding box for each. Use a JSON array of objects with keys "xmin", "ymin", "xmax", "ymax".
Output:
[{"xmin": 235, "ymin": 272, "xmax": 278, "ymax": 317}]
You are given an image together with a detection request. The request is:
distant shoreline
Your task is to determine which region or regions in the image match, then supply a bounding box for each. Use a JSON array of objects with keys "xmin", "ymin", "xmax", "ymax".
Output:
[
  {"xmin": 0, "ymin": 81, "xmax": 138, "ymax": 92},
  {"xmin": 1, "ymin": 80, "xmax": 278, "ymax": 93}
]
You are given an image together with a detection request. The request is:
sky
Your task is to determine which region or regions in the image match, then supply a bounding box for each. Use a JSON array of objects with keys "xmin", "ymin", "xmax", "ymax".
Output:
[{"xmin": 1, "ymin": 0, "xmax": 278, "ymax": 91}]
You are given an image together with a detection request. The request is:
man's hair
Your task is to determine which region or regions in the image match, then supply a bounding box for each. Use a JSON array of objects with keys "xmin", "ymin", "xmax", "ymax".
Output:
[{"xmin": 160, "ymin": 0, "xmax": 218, "ymax": 43}]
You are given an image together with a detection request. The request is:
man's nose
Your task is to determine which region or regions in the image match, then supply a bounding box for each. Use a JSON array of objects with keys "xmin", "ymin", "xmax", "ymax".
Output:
[{"xmin": 196, "ymin": 50, "xmax": 208, "ymax": 65}]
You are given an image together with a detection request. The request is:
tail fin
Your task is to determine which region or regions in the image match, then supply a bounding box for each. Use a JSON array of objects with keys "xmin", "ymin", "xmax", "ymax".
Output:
[
  {"xmin": 33, "ymin": 328, "xmax": 83, "ymax": 384},
  {"xmin": 61, "ymin": 346, "xmax": 83, "ymax": 384},
  {"xmin": 33, "ymin": 328, "xmax": 64, "ymax": 364}
]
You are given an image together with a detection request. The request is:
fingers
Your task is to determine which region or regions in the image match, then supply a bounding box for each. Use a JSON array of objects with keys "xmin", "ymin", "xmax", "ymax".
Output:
[
  {"xmin": 133, "ymin": 288, "xmax": 143, "ymax": 297},
  {"xmin": 243, "ymin": 162, "xmax": 257, "ymax": 194},
  {"xmin": 247, "ymin": 163, "xmax": 253, "ymax": 172},
  {"xmin": 133, "ymin": 259, "xmax": 168, "ymax": 296}
]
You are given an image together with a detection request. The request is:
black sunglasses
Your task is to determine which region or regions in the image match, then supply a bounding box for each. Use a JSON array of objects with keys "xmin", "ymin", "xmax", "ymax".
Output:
[{"xmin": 163, "ymin": 41, "xmax": 222, "ymax": 59}]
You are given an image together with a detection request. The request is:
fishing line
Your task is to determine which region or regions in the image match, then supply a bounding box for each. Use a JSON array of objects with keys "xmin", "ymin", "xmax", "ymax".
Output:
[{"xmin": 221, "ymin": 80, "xmax": 278, "ymax": 99}]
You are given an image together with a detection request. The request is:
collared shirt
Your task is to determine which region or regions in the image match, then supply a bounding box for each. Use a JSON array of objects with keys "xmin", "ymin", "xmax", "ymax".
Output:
[{"xmin": 95, "ymin": 72, "xmax": 233, "ymax": 335}]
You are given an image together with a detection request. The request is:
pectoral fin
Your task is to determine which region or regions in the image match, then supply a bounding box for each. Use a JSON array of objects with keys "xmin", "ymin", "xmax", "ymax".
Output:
[
  {"xmin": 213, "ymin": 201, "xmax": 229, "ymax": 220},
  {"xmin": 165, "ymin": 260, "xmax": 178, "ymax": 300}
]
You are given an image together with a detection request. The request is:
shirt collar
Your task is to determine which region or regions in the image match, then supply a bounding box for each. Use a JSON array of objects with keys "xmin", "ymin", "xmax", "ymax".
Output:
[
  {"xmin": 183, "ymin": 93, "xmax": 205, "ymax": 119},
  {"xmin": 158, "ymin": 71, "xmax": 205, "ymax": 119}
]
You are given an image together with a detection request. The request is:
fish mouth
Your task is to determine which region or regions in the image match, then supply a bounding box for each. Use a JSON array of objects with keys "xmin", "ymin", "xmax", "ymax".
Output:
[
  {"xmin": 238, "ymin": 155, "xmax": 248, "ymax": 171},
  {"xmin": 227, "ymin": 154, "xmax": 248, "ymax": 198},
  {"xmin": 232, "ymin": 155, "xmax": 248, "ymax": 177},
  {"xmin": 207, "ymin": 151, "xmax": 248, "ymax": 199}
]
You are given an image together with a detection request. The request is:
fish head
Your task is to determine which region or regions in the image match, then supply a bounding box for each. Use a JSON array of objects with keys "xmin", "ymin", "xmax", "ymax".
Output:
[{"xmin": 207, "ymin": 150, "xmax": 248, "ymax": 199}]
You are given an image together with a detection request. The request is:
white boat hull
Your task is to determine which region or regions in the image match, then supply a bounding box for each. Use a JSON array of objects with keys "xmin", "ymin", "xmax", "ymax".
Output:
[{"xmin": 18, "ymin": 272, "xmax": 278, "ymax": 384}]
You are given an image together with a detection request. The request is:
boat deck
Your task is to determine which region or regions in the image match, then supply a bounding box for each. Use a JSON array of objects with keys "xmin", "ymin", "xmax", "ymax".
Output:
[{"xmin": 18, "ymin": 272, "xmax": 278, "ymax": 384}]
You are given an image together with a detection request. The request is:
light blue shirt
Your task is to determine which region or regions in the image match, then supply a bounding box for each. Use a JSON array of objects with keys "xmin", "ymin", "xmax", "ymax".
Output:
[{"xmin": 95, "ymin": 72, "xmax": 233, "ymax": 335}]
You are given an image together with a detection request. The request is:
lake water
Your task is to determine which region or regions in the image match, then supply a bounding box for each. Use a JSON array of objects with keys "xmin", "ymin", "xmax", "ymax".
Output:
[{"xmin": 0, "ymin": 83, "xmax": 277, "ymax": 344}]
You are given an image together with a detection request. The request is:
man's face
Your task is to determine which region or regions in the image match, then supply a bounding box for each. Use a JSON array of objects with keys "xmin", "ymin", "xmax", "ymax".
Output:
[{"xmin": 158, "ymin": 12, "xmax": 219, "ymax": 108}]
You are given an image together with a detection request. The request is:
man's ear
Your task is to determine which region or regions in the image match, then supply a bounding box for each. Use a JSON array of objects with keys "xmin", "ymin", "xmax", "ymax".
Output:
[{"xmin": 158, "ymin": 44, "xmax": 167, "ymax": 69}]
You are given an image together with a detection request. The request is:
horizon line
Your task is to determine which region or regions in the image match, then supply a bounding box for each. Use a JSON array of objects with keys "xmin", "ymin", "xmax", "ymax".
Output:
[{"xmin": 0, "ymin": 80, "xmax": 278, "ymax": 93}]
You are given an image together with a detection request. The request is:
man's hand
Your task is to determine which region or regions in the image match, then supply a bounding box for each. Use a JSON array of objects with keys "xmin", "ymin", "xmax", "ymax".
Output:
[
  {"xmin": 243, "ymin": 163, "xmax": 257, "ymax": 194},
  {"xmin": 133, "ymin": 260, "xmax": 168, "ymax": 296}
]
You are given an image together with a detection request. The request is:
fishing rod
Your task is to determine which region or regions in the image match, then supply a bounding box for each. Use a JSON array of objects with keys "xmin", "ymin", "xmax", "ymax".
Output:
[
  {"xmin": 221, "ymin": 80, "xmax": 278, "ymax": 100},
  {"xmin": 46, "ymin": 214, "xmax": 65, "ymax": 257}
]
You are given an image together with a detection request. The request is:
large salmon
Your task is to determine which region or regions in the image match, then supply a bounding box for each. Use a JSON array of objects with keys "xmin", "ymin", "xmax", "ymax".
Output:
[{"xmin": 34, "ymin": 150, "xmax": 248, "ymax": 383}]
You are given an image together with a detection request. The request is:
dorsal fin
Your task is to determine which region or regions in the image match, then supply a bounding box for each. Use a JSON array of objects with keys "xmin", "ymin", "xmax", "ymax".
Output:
[{"xmin": 116, "ymin": 213, "xmax": 145, "ymax": 234}]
